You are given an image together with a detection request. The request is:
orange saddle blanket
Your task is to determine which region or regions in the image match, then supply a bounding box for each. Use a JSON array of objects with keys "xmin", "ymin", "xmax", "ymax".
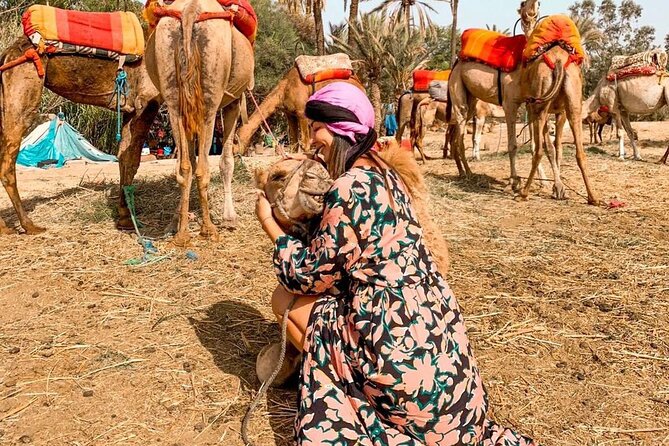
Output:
[
  {"xmin": 22, "ymin": 5, "xmax": 144, "ymax": 56},
  {"xmin": 459, "ymin": 29, "xmax": 527, "ymax": 73},
  {"xmin": 607, "ymin": 65, "xmax": 658, "ymax": 81},
  {"xmin": 412, "ymin": 69, "xmax": 450, "ymax": 92},
  {"xmin": 523, "ymin": 15, "xmax": 584, "ymax": 64},
  {"xmin": 295, "ymin": 53, "xmax": 353, "ymax": 84},
  {"xmin": 143, "ymin": 0, "xmax": 257, "ymax": 44}
]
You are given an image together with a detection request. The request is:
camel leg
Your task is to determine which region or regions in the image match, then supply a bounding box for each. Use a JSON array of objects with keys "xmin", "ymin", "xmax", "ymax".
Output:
[
  {"xmin": 543, "ymin": 119, "xmax": 565, "ymax": 200},
  {"xmin": 620, "ymin": 111, "xmax": 641, "ymax": 160},
  {"xmin": 116, "ymin": 102, "xmax": 160, "ymax": 230},
  {"xmin": 520, "ymin": 109, "xmax": 547, "ymax": 200},
  {"xmin": 168, "ymin": 117, "xmax": 193, "ymax": 246},
  {"xmin": 0, "ymin": 66, "xmax": 44, "ymax": 234},
  {"xmin": 597, "ymin": 123, "xmax": 604, "ymax": 144},
  {"xmin": 471, "ymin": 115, "xmax": 484, "ymax": 161},
  {"xmin": 414, "ymin": 112, "xmax": 428, "ymax": 164},
  {"xmin": 614, "ymin": 114, "xmax": 625, "ymax": 159},
  {"xmin": 554, "ymin": 112, "xmax": 567, "ymax": 170},
  {"xmin": 195, "ymin": 110, "xmax": 220, "ymax": 240},
  {"xmin": 504, "ymin": 104, "xmax": 522, "ymax": 192},
  {"xmin": 286, "ymin": 113, "xmax": 299, "ymax": 151},
  {"xmin": 297, "ymin": 116, "xmax": 310, "ymax": 154},
  {"xmin": 218, "ymin": 101, "xmax": 241, "ymax": 228},
  {"xmin": 566, "ymin": 99, "xmax": 601, "ymax": 205},
  {"xmin": 659, "ymin": 146, "xmax": 669, "ymax": 164}
]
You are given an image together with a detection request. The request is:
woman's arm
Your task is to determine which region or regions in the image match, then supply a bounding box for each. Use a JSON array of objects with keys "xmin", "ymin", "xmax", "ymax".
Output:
[{"xmin": 256, "ymin": 191, "xmax": 285, "ymax": 243}]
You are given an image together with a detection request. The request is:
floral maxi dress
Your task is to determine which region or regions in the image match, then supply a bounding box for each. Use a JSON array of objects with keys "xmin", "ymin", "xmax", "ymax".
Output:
[{"xmin": 273, "ymin": 167, "xmax": 537, "ymax": 446}]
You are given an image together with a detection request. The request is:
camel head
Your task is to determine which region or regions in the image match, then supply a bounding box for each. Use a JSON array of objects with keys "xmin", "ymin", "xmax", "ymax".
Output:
[
  {"xmin": 256, "ymin": 158, "xmax": 333, "ymax": 237},
  {"xmin": 518, "ymin": 0, "xmax": 540, "ymax": 36}
]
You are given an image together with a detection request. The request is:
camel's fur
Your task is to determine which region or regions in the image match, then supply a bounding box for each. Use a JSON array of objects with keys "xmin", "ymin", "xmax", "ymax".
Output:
[
  {"xmin": 0, "ymin": 34, "xmax": 160, "ymax": 234},
  {"xmin": 447, "ymin": 0, "xmax": 547, "ymax": 190},
  {"xmin": 146, "ymin": 0, "xmax": 254, "ymax": 245},
  {"xmin": 519, "ymin": 46, "xmax": 600, "ymax": 205},
  {"xmin": 584, "ymin": 74, "xmax": 669, "ymax": 160},
  {"xmin": 236, "ymin": 67, "xmax": 364, "ymax": 154},
  {"xmin": 582, "ymin": 108, "xmax": 612, "ymax": 144}
]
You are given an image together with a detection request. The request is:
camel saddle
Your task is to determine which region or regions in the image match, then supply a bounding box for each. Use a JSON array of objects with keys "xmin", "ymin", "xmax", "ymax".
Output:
[
  {"xmin": 428, "ymin": 80, "xmax": 449, "ymax": 102},
  {"xmin": 295, "ymin": 53, "xmax": 353, "ymax": 84},
  {"xmin": 22, "ymin": 5, "xmax": 145, "ymax": 61},
  {"xmin": 143, "ymin": 0, "xmax": 257, "ymax": 44},
  {"xmin": 522, "ymin": 15, "xmax": 585, "ymax": 65},
  {"xmin": 412, "ymin": 69, "xmax": 450, "ymax": 92},
  {"xmin": 610, "ymin": 49, "xmax": 667, "ymax": 71},
  {"xmin": 459, "ymin": 29, "xmax": 527, "ymax": 73}
]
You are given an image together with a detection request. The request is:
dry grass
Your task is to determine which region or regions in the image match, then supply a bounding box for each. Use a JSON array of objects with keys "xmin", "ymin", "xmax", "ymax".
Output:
[{"xmin": 0, "ymin": 124, "xmax": 668, "ymax": 446}]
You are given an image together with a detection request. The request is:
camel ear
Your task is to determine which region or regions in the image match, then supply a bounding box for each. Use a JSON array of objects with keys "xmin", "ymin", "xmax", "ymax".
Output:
[{"xmin": 255, "ymin": 168, "xmax": 269, "ymax": 189}]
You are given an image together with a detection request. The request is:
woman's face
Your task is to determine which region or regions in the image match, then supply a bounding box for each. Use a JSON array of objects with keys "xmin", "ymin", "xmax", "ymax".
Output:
[{"xmin": 310, "ymin": 121, "xmax": 334, "ymax": 165}]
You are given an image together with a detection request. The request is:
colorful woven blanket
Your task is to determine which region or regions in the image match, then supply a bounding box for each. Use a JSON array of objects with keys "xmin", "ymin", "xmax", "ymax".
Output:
[
  {"xmin": 295, "ymin": 53, "xmax": 353, "ymax": 84},
  {"xmin": 22, "ymin": 5, "xmax": 144, "ymax": 57},
  {"xmin": 459, "ymin": 29, "xmax": 527, "ymax": 73},
  {"xmin": 523, "ymin": 15, "xmax": 584, "ymax": 64},
  {"xmin": 610, "ymin": 50, "xmax": 667, "ymax": 71},
  {"xmin": 607, "ymin": 65, "xmax": 658, "ymax": 82},
  {"xmin": 143, "ymin": 0, "xmax": 257, "ymax": 44},
  {"xmin": 412, "ymin": 70, "xmax": 450, "ymax": 92}
]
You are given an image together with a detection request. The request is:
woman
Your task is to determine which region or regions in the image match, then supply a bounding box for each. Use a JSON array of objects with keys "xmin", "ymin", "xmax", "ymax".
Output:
[{"xmin": 256, "ymin": 82, "xmax": 537, "ymax": 446}]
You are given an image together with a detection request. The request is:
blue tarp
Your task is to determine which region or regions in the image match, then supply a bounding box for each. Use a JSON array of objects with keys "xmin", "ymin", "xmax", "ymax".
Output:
[{"xmin": 18, "ymin": 115, "xmax": 117, "ymax": 168}]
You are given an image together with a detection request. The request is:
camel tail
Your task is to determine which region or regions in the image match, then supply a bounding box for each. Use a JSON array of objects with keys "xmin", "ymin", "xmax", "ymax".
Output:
[
  {"xmin": 237, "ymin": 76, "xmax": 289, "ymax": 149},
  {"xmin": 445, "ymin": 85, "xmax": 452, "ymax": 123},
  {"xmin": 534, "ymin": 59, "xmax": 564, "ymax": 105},
  {"xmin": 175, "ymin": 2, "xmax": 204, "ymax": 144}
]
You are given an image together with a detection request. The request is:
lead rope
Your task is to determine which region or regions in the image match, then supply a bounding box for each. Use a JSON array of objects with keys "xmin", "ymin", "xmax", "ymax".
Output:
[
  {"xmin": 114, "ymin": 69, "xmax": 129, "ymax": 142},
  {"xmin": 247, "ymin": 90, "xmax": 287, "ymax": 158},
  {"xmin": 241, "ymin": 296, "xmax": 297, "ymax": 446}
]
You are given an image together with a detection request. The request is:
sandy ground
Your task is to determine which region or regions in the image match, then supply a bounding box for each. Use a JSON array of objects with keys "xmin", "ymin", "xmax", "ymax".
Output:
[{"xmin": 0, "ymin": 122, "xmax": 668, "ymax": 446}]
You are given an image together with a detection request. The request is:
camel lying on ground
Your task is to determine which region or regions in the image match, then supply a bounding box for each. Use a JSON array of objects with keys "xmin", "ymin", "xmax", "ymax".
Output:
[{"xmin": 147, "ymin": 0, "xmax": 254, "ymax": 245}]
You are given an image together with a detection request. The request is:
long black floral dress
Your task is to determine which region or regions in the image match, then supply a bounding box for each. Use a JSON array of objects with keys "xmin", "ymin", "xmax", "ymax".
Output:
[{"xmin": 273, "ymin": 166, "xmax": 537, "ymax": 446}]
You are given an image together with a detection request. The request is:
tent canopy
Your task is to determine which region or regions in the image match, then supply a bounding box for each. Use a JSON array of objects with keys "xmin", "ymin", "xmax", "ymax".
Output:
[{"xmin": 18, "ymin": 114, "xmax": 117, "ymax": 168}]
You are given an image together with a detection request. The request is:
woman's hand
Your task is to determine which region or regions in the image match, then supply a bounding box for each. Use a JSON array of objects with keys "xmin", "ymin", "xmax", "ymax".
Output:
[{"xmin": 255, "ymin": 190, "xmax": 273, "ymax": 222}]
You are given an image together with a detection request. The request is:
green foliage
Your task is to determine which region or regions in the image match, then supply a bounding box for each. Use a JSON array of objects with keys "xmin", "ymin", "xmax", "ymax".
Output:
[
  {"xmin": 569, "ymin": 0, "xmax": 657, "ymax": 95},
  {"xmin": 424, "ymin": 25, "xmax": 459, "ymax": 70}
]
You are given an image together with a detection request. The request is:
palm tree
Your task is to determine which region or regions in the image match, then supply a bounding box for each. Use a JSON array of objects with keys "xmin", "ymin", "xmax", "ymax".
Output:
[
  {"xmin": 278, "ymin": 0, "xmax": 326, "ymax": 55},
  {"xmin": 448, "ymin": 0, "xmax": 458, "ymax": 68},
  {"xmin": 572, "ymin": 15, "xmax": 604, "ymax": 69},
  {"xmin": 346, "ymin": 0, "xmax": 361, "ymax": 45},
  {"xmin": 370, "ymin": 0, "xmax": 450, "ymax": 35}
]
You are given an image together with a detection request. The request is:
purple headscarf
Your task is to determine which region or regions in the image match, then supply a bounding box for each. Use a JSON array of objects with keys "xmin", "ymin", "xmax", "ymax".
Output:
[{"xmin": 306, "ymin": 82, "xmax": 375, "ymax": 144}]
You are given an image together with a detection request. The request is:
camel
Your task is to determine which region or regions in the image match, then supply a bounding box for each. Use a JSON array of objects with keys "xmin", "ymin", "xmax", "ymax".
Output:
[
  {"xmin": 146, "ymin": 0, "xmax": 254, "ymax": 245},
  {"xmin": 236, "ymin": 66, "xmax": 363, "ymax": 155},
  {"xmin": 447, "ymin": 0, "xmax": 545, "ymax": 189},
  {"xmin": 584, "ymin": 74, "xmax": 669, "ymax": 161},
  {"xmin": 582, "ymin": 107, "xmax": 612, "ymax": 144},
  {"xmin": 0, "ymin": 17, "xmax": 160, "ymax": 235},
  {"xmin": 519, "ymin": 23, "xmax": 600, "ymax": 205}
]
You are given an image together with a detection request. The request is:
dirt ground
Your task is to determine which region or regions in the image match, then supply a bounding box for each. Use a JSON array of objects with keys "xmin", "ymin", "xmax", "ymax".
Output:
[{"xmin": 0, "ymin": 121, "xmax": 668, "ymax": 446}]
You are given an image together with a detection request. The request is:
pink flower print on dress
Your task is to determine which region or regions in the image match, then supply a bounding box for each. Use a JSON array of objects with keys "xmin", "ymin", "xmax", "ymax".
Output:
[{"xmin": 396, "ymin": 354, "xmax": 437, "ymax": 396}]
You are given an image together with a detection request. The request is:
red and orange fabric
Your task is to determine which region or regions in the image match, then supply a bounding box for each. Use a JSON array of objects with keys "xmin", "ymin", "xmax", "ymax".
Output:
[
  {"xmin": 143, "ymin": 0, "xmax": 257, "ymax": 44},
  {"xmin": 302, "ymin": 68, "xmax": 352, "ymax": 84},
  {"xmin": 412, "ymin": 69, "xmax": 450, "ymax": 92},
  {"xmin": 523, "ymin": 15, "xmax": 584, "ymax": 65},
  {"xmin": 459, "ymin": 29, "xmax": 527, "ymax": 73},
  {"xmin": 22, "ymin": 5, "xmax": 144, "ymax": 56},
  {"xmin": 607, "ymin": 65, "xmax": 657, "ymax": 81}
]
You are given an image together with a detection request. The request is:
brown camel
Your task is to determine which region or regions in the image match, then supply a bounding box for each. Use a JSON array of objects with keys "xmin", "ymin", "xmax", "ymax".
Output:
[
  {"xmin": 447, "ymin": 0, "xmax": 545, "ymax": 189},
  {"xmin": 146, "ymin": 0, "xmax": 254, "ymax": 245},
  {"xmin": 582, "ymin": 107, "xmax": 612, "ymax": 144},
  {"xmin": 519, "ymin": 45, "xmax": 600, "ymax": 205},
  {"xmin": 236, "ymin": 66, "xmax": 363, "ymax": 154},
  {"xmin": 0, "ymin": 22, "xmax": 160, "ymax": 235}
]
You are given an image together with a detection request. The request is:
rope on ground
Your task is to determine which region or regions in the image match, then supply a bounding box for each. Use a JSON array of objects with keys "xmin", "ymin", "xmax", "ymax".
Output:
[
  {"xmin": 122, "ymin": 185, "xmax": 169, "ymax": 266},
  {"xmin": 241, "ymin": 296, "xmax": 297, "ymax": 446}
]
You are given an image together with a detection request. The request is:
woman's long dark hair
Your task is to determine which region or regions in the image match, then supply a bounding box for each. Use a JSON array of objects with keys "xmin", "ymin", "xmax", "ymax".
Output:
[{"xmin": 327, "ymin": 135, "xmax": 353, "ymax": 179}]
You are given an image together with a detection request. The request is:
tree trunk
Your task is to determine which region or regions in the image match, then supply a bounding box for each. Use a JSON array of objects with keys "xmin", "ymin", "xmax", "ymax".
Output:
[
  {"xmin": 404, "ymin": 5, "xmax": 411, "ymax": 35},
  {"xmin": 450, "ymin": 0, "xmax": 459, "ymax": 67},
  {"xmin": 347, "ymin": 0, "xmax": 359, "ymax": 46},
  {"xmin": 370, "ymin": 81, "xmax": 382, "ymax": 133},
  {"xmin": 314, "ymin": 0, "xmax": 325, "ymax": 55}
]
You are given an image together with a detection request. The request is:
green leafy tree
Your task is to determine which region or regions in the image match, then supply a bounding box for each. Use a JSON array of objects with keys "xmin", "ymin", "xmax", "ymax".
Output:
[
  {"xmin": 369, "ymin": 0, "xmax": 450, "ymax": 36},
  {"xmin": 424, "ymin": 25, "xmax": 459, "ymax": 70}
]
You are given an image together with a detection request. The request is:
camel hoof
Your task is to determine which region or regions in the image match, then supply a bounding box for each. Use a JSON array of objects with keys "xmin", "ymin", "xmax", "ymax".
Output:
[
  {"xmin": 23, "ymin": 224, "xmax": 46, "ymax": 235},
  {"xmin": 511, "ymin": 178, "xmax": 522, "ymax": 193},
  {"xmin": 171, "ymin": 232, "xmax": 191, "ymax": 247},
  {"xmin": 200, "ymin": 224, "xmax": 219, "ymax": 241},
  {"xmin": 633, "ymin": 156, "xmax": 643, "ymax": 161},
  {"xmin": 221, "ymin": 217, "xmax": 238, "ymax": 230},
  {"xmin": 256, "ymin": 342, "xmax": 301, "ymax": 387},
  {"xmin": 588, "ymin": 196, "xmax": 603, "ymax": 206},
  {"xmin": 116, "ymin": 218, "xmax": 134, "ymax": 232},
  {"xmin": 552, "ymin": 184, "xmax": 567, "ymax": 200}
]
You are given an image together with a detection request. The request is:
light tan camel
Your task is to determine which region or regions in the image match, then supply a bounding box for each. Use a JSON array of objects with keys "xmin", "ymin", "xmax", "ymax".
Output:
[
  {"xmin": 257, "ymin": 143, "xmax": 449, "ymax": 273},
  {"xmin": 447, "ymin": 0, "xmax": 544, "ymax": 189},
  {"xmin": 519, "ymin": 45, "xmax": 600, "ymax": 205},
  {"xmin": 146, "ymin": 0, "xmax": 253, "ymax": 245},
  {"xmin": 236, "ymin": 66, "xmax": 363, "ymax": 154},
  {"xmin": 0, "ymin": 22, "xmax": 160, "ymax": 235},
  {"xmin": 584, "ymin": 74, "xmax": 669, "ymax": 161}
]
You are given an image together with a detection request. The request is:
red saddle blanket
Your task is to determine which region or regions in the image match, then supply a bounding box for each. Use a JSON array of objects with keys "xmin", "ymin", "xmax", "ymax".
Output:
[
  {"xmin": 523, "ymin": 15, "xmax": 584, "ymax": 64},
  {"xmin": 22, "ymin": 5, "xmax": 144, "ymax": 56},
  {"xmin": 412, "ymin": 69, "xmax": 450, "ymax": 92},
  {"xmin": 607, "ymin": 65, "xmax": 658, "ymax": 81},
  {"xmin": 459, "ymin": 29, "xmax": 526, "ymax": 73},
  {"xmin": 143, "ymin": 0, "xmax": 257, "ymax": 44}
]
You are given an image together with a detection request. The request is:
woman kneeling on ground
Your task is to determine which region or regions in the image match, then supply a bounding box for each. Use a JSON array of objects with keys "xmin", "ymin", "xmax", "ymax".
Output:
[{"xmin": 255, "ymin": 82, "xmax": 537, "ymax": 446}]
